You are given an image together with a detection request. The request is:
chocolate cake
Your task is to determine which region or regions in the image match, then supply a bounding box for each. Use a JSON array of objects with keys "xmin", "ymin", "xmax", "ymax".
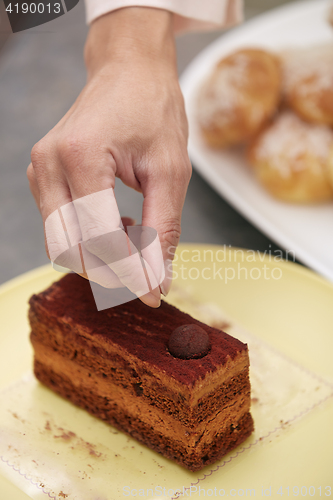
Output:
[{"xmin": 29, "ymin": 273, "xmax": 254, "ymax": 471}]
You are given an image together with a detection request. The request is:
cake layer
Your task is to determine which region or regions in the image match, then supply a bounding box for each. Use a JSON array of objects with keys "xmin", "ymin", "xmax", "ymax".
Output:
[
  {"xmin": 34, "ymin": 358, "xmax": 254, "ymax": 471},
  {"xmin": 33, "ymin": 343, "xmax": 251, "ymax": 444}
]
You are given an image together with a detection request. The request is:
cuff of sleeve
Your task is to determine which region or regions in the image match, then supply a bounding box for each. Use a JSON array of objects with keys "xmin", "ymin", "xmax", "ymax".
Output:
[{"xmin": 84, "ymin": 0, "xmax": 243, "ymax": 33}]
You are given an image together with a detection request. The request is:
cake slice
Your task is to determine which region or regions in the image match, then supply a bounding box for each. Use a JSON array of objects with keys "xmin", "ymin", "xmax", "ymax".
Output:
[{"xmin": 29, "ymin": 273, "xmax": 254, "ymax": 471}]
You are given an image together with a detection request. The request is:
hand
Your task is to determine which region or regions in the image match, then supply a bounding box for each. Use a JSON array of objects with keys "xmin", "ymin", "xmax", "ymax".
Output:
[{"xmin": 27, "ymin": 7, "xmax": 192, "ymax": 308}]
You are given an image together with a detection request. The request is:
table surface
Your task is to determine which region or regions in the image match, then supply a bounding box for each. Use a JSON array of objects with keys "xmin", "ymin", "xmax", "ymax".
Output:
[{"xmin": 0, "ymin": 0, "xmax": 297, "ymax": 286}]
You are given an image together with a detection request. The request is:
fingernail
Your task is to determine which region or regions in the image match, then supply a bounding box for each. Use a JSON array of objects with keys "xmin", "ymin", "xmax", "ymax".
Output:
[
  {"xmin": 140, "ymin": 291, "xmax": 161, "ymax": 308},
  {"xmin": 160, "ymin": 259, "xmax": 173, "ymax": 296}
]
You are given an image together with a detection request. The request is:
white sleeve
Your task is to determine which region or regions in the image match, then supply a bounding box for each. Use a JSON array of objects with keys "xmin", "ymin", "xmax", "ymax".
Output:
[{"xmin": 84, "ymin": 0, "xmax": 243, "ymax": 34}]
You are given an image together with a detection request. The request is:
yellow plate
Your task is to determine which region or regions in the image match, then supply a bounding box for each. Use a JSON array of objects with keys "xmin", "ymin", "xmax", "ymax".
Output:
[{"xmin": 1, "ymin": 244, "xmax": 333, "ymax": 499}]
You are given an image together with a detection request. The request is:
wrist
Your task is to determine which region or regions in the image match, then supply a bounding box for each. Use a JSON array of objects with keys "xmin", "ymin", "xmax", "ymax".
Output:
[{"xmin": 84, "ymin": 7, "xmax": 177, "ymax": 77}]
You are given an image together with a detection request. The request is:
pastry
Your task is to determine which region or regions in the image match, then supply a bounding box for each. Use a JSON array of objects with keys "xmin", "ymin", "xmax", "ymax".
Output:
[
  {"xmin": 247, "ymin": 111, "xmax": 333, "ymax": 203},
  {"xmin": 197, "ymin": 48, "xmax": 281, "ymax": 148},
  {"xmin": 29, "ymin": 273, "xmax": 254, "ymax": 471},
  {"xmin": 283, "ymin": 44, "xmax": 333, "ymax": 125}
]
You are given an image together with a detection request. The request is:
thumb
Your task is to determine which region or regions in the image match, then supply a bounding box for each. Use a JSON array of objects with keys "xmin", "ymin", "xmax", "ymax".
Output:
[{"xmin": 141, "ymin": 162, "xmax": 191, "ymax": 296}]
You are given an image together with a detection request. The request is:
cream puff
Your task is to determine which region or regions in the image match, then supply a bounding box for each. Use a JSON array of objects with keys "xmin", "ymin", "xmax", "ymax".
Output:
[
  {"xmin": 247, "ymin": 111, "xmax": 333, "ymax": 203},
  {"xmin": 197, "ymin": 48, "xmax": 282, "ymax": 148}
]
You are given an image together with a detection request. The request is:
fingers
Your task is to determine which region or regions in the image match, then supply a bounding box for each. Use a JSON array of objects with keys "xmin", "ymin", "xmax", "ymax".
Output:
[
  {"xmin": 140, "ymin": 153, "xmax": 192, "ymax": 295},
  {"xmin": 29, "ymin": 147, "xmax": 74, "ymax": 264},
  {"xmin": 59, "ymin": 140, "xmax": 162, "ymax": 306},
  {"xmin": 70, "ymin": 187, "xmax": 161, "ymax": 308},
  {"xmin": 53, "ymin": 199, "xmax": 124, "ymax": 289},
  {"xmin": 30, "ymin": 142, "xmax": 124, "ymax": 290},
  {"xmin": 30, "ymin": 137, "xmax": 163, "ymax": 307}
]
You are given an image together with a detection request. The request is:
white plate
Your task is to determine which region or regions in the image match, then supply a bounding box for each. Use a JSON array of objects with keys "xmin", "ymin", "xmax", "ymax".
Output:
[{"xmin": 180, "ymin": 0, "xmax": 333, "ymax": 282}]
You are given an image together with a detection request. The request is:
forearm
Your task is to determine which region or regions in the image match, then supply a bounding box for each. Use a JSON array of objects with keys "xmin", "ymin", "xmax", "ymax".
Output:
[{"xmin": 84, "ymin": 7, "xmax": 178, "ymax": 78}]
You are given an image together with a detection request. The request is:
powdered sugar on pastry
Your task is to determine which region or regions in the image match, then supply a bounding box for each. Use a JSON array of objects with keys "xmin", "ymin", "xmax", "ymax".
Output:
[
  {"xmin": 197, "ymin": 54, "xmax": 249, "ymax": 127},
  {"xmin": 255, "ymin": 112, "xmax": 333, "ymax": 177},
  {"xmin": 282, "ymin": 44, "xmax": 333, "ymax": 94}
]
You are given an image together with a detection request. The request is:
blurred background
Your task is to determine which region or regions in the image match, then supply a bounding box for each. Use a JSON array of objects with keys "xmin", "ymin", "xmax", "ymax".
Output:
[{"xmin": 0, "ymin": 0, "xmax": 300, "ymax": 285}]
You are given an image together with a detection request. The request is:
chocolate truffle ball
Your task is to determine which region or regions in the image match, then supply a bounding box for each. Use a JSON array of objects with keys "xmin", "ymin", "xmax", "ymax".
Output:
[{"xmin": 168, "ymin": 324, "xmax": 211, "ymax": 360}]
